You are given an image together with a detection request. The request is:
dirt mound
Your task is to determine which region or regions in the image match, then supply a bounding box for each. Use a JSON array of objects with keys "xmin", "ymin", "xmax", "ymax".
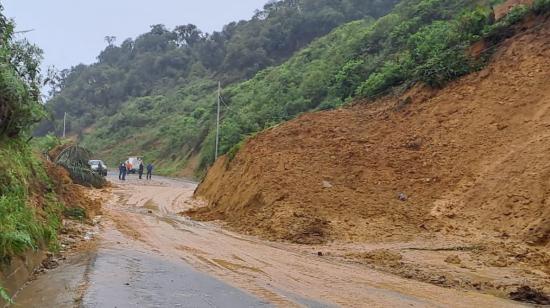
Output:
[
  {"xmin": 45, "ymin": 160, "xmax": 103, "ymax": 218},
  {"xmin": 190, "ymin": 17, "xmax": 550, "ymax": 246},
  {"xmin": 347, "ymin": 250, "xmax": 404, "ymax": 268}
]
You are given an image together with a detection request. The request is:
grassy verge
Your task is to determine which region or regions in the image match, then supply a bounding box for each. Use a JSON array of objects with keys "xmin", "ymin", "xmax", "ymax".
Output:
[
  {"xmin": 0, "ymin": 139, "xmax": 63, "ymax": 261},
  {"xmin": 0, "ymin": 286, "xmax": 12, "ymax": 304}
]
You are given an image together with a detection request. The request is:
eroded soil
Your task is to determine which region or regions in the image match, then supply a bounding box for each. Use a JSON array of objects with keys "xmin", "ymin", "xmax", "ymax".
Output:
[{"xmin": 104, "ymin": 177, "xmax": 528, "ymax": 306}]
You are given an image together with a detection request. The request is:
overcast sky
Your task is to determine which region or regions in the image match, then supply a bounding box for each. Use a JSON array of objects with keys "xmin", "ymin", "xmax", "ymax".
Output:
[{"xmin": 3, "ymin": 0, "xmax": 267, "ymax": 71}]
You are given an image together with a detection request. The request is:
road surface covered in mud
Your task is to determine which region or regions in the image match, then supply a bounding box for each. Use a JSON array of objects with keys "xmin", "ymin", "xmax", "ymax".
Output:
[{"xmin": 13, "ymin": 176, "xmax": 523, "ymax": 307}]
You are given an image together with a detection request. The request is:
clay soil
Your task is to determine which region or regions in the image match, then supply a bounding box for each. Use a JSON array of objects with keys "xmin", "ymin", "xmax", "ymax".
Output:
[{"xmin": 189, "ymin": 16, "xmax": 550, "ymax": 302}]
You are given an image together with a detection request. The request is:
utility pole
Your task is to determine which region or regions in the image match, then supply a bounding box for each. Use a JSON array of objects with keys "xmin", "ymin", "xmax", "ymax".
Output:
[
  {"xmin": 215, "ymin": 81, "xmax": 221, "ymax": 160},
  {"xmin": 63, "ymin": 112, "xmax": 67, "ymax": 138}
]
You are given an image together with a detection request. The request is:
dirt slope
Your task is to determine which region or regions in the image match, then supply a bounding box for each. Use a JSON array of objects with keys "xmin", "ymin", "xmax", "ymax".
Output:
[{"xmin": 190, "ymin": 16, "xmax": 550, "ymax": 248}]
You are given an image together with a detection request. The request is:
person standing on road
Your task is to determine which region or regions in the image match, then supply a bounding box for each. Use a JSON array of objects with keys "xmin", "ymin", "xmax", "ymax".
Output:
[
  {"xmin": 97, "ymin": 162, "xmax": 104, "ymax": 176},
  {"xmin": 118, "ymin": 162, "xmax": 127, "ymax": 181},
  {"xmin": 138, "ymin": 162, "xmax": 144, "ymax": 180},
  {"xmin": 146, "ymin": 163, "xmax": 154, "ymax": 180},
  {"xmin": 126, "ymin": 161, "xmax": 133, "ymax": 174}
]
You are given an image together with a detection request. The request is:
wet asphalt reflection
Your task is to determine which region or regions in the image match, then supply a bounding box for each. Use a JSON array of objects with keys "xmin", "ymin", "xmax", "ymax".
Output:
[{"xmin": 82, "ymin": 248, "xmax": 271, "ymax": 308}]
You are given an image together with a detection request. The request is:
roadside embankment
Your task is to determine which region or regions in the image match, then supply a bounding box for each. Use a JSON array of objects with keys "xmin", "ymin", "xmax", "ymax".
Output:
[
  {"xmin": 190, "ymin": 15, "xmax": 550, "ymax": 247},
  {"xmin": 0, "ymin": 140, "xmax": 105, "ymax": 305},
  {"xmin": 187, "ymin": 16, "xmax": 550, "ymax": 302}
]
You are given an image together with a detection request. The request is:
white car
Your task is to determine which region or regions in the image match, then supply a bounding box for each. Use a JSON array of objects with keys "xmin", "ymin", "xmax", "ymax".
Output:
[
  {"xmin": 126, "ymin": 156, "xmax": 143, "ymax": 174},
  {"xmin": 88, "ymin": 160, "xmax": 108, "ymax": 176}
]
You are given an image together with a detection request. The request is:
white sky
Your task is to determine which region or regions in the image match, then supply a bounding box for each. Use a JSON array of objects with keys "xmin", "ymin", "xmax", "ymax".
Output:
[{"xmin": 3, "ymin": 0, "xmax": 267, "ymax": 71}]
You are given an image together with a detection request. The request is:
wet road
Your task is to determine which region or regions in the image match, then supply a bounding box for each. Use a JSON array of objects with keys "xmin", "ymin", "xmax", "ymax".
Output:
[
  {"xmin": 12, "ymin": 175, "xmax": 523, "ymax": 307},
  {"xmin": 83, "ymin": 249, "xmax": 269, "ymax": 307},
  {"xmin": 14, "ymin": 247, "xmax": 269, "ymax": 308},
  {"xmin": 13, "ymin": 176, "xmax": 270, "ymax": 308}
]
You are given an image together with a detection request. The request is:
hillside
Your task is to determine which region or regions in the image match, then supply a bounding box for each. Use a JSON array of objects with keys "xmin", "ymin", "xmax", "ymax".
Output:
[
  {"xmin": 40, "ymin": 0, "xmax": 399, "ymax": 176},
  {"xmin": 55, "ymin": 0, "xmax": 546, "ymax": 178},
  {"xmin": 188, "ymin": 12, "xmax": 550, "ymax": 301},
  {"xmin": 192, "ymin": 13, "xmax": 550, "ymax": 246}
]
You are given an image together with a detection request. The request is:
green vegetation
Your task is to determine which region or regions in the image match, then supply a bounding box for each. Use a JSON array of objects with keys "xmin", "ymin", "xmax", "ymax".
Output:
[
  {"xmin": 0, "ymin": 6, "xmax": 44, "ymax": 139},
  {"xmin": 63, "ymin": 207, "xmax": 86, "ymax": 221},
  {"xmin": 0, "ymin": 141, "xmax": 63, "ymax": 259},
  {"xmin": 0, "ymin": 286, "xmax": 12, "ymax": 304},
  {"xmin": 0, "ymin": 5, "xmax": 52, "ymax": 301},
  {"xmin": 196, "ymin": 0, "xmax": 546, "ymax": 168},
  {"xmin": 0, "ymin": 11, "xmax": 105, "ymax": 307},
  {"xmin": 39, "ymin": 0, "xmax": 400, "ymax": 175},
  {"xmin": 0, "ymin": 3, "xmax": 62, "ymax": 265},
  {"xmin": 1, "ymin": 0, "xmax": 106, "ymax": 282},
  {"xmin": 42, "ymin": 0, "xmax": 549, "ymax": 176}
]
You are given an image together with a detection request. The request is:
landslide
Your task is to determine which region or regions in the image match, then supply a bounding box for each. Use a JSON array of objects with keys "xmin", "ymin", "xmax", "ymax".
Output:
[{"xmin": 191, "ymin": 15, "xmax": 550, "ymax": 246}]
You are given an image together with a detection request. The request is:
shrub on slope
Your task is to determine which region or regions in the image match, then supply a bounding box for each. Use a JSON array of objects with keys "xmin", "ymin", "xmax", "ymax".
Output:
[{"xmin": 199, "ymin": 0, "xmax": 549, "ymax": 169}]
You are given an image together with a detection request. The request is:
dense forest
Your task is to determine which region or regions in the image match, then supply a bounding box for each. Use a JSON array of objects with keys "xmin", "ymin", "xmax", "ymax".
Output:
[
  {"xmin": 41, "ymin": 0, "xmax": 550, "ymax": 176},
  {"xmin": 41, "ymin": 0, "xmax": 399, "ymax": 128},
  {"xmin": 39, "ymin": 0, "xmax": 400, "ymax": 174}
]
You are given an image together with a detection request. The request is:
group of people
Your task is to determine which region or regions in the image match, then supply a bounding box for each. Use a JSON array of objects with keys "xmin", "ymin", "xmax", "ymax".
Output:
[{"xmin": 118, "ymin": 160, "xmax": 154, "ymax": 181}]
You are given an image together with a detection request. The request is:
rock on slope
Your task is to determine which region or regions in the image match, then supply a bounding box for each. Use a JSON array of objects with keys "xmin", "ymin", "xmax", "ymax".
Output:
[{"xmin": 190, "ymin": 16, "xmax": 550, "ymax": 246}]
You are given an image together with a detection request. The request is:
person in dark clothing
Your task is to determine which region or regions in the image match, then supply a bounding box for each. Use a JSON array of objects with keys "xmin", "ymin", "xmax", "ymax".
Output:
[
  {"xmin": 146, "ymin": 163, "xmax": 153, "ymax": 180},
  {"xmin": 97, "ymin": 162, "xmax": 104, "ymax": 176},
  {"xmin": 138, "ymin": 162, "xmax": 144, "ymax": 180},
  {"xmin": 118, "ymin": 162, "xmax": 127, "ymax": 181}
]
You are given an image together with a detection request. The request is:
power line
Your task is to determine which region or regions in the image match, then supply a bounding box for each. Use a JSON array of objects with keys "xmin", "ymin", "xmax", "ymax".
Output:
[{"xmin": 14, "ymin": 29, "xmax": 34, "ymax": 34}]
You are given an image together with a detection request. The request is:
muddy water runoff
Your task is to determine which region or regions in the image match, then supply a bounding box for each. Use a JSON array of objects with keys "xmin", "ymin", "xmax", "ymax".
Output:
[{"xmin": 12, "ymin": 175, "xmax": 523, "ymax": 307}]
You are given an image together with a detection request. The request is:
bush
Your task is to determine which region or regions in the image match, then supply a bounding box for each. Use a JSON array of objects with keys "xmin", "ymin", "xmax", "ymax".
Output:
[
  {"xmin": 333, "ymin": 59, "xmax": 366, "ymax": 100},
  {"xmin": 533, "ymin": 0, "xmax": 550, "ymax": 14},
  {"xmin": 0, "ymin": 11, "xmax": 44, "ymax": 139},
  {"xmin": 63, "ymin": 207, "xmax": 86, "ymax": 221},
  {"xmin": 357, "ymin": 59, "xmax": 409, "ymax": 97},
  {"xmin": 227, "ymin": 140, "xmax": 245, "ymax": 161},
  {"xmin": 0, "ymin": 65, "xmax": 44, "ymax": 138},
  {"xmin": 32, "ymin": 134, "xmax": 62, "ymax": 153}
]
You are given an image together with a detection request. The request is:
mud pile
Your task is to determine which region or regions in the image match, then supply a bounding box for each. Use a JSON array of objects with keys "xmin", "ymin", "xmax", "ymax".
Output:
[
  {"xmin": 190, "ymin": 16, "xmax": 550, "ymax": 246},
  {"xmin": 46, "ymin": 144, "xmax": 105, "ymax": 218}
]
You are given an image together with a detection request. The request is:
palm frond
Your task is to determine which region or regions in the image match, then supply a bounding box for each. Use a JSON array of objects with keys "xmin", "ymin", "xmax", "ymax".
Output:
[{"xmin": 54, "ymin": 145, "xmax": 106, "ymax": 188}]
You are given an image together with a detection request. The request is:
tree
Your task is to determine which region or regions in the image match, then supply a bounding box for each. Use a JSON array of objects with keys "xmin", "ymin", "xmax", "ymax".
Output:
[
  {"xmin": 174, "ymin": 24, "xmax": 203, "ymax": 47},
  {"xmin": 0, "ymin": 5, "xmax": 45, "ymax": 138},
  {"xmin": 104, "ymin": 36, "xmax": 117, "ymax": 46},
  {"xmin": 43, "ymin": 0, "xmax": 405, "ymax": 171}
]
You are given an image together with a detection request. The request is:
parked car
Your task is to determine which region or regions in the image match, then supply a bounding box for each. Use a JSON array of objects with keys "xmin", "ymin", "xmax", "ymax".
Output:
[
  {"xmin": 88, "ymin": 160, "xmax": 108, "ymax": 176},
  {"xmin": 126, "ymin": 156, "xmax": 143, "ymax": 174}
]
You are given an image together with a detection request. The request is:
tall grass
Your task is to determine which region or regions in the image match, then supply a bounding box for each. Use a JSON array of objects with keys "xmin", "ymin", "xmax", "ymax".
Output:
[
  {"xmin": 0, "ymin": 140, "xmax": 62, "ymax": 261},
  {"xmin": 0, "ymin": 284, "xmax": 13, "ymax": 304}
]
